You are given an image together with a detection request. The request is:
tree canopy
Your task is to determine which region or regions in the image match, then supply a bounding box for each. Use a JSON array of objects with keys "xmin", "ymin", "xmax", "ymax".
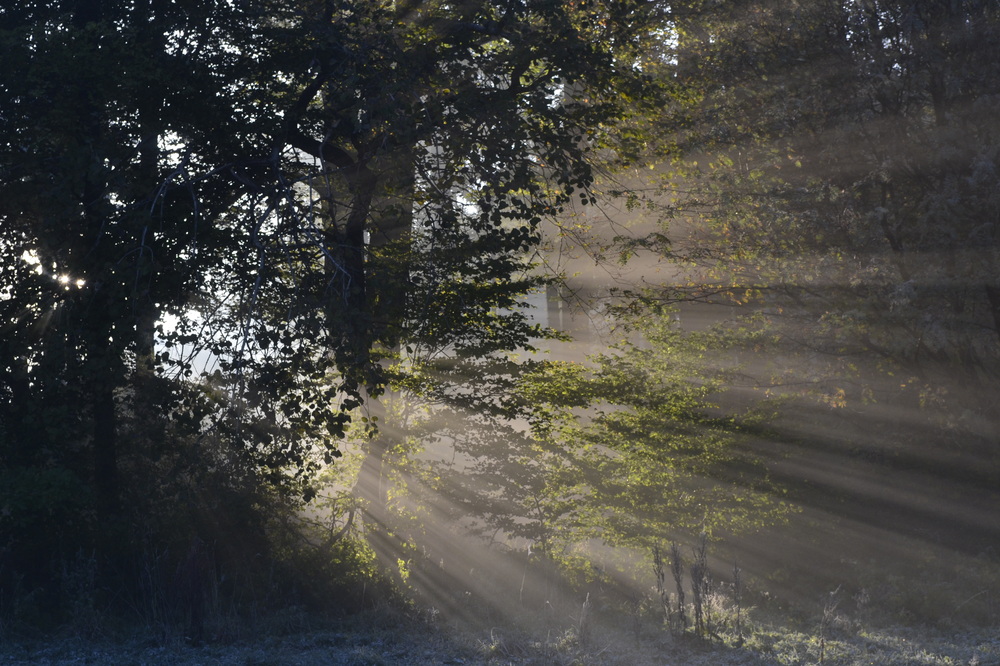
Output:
[
  {"xmin": 4, "ymin": 0, "xmax": 998, "ymax": 634},
  {"xmin": 611, "ymin": 0, "xmax": 1000, "ymax": 477},
  {"xmin": 0, "ymin": 0, "xmax": 666, "ymax": 612}
]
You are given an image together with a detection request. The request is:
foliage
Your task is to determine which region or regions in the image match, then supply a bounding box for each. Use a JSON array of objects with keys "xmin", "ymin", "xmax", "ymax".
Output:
[
  {"xmin": 607, "ymin": 0, "xmax": 1000, "ymax": 482},
  {"xmin": 394, "ymin": 307, "xmax": 791, "ymax": 573},
  {"xmin": 521, "ymin": 310, "xmax": 790, "ymax": 550},
  {"xmin": 0, "ymin": 0, "xmax": 668, "ymax": 623}
]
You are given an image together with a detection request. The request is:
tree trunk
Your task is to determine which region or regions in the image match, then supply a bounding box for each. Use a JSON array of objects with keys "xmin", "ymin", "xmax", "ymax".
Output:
[{"xmin": 93, "ymin": 383, "xmax": 120, "ymax": 517}]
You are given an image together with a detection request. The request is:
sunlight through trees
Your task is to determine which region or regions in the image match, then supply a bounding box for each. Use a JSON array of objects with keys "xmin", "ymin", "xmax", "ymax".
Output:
[{"xmin": 1, "ymin": 0, "xmax": 998, "ymax": 650}]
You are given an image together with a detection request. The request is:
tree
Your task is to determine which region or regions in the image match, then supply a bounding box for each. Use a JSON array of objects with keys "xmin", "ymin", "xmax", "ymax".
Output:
[
  {"xmin": 610, "ymin": 0, "xmax": 1000, "ymax": 480},
  {"xmin": 321, "ymin": 302, "xmax": 790, "ymax": 619},
  {"xmin": 0, "ymin": 0, "xmax": 668, "ymax": 612}
]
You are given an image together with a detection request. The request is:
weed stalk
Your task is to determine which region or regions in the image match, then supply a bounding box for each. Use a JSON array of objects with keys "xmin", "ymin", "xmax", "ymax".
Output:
[{"xmin": 669, "ymin": 542, "xmax": 687, "ymax": 632}]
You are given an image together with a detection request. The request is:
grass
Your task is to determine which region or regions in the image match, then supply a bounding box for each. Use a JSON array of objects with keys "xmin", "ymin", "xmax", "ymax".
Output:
[
  {"xmin": 0, "ymin": 595, "xmax": 998, "ymax": 665},
  {"xmin": 2, "ymin": 536, "xmax": 998, "ymax": 665}
]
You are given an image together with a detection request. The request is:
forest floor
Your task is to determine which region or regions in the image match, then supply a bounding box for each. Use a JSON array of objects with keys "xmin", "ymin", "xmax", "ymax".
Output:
[{"xmin": 1, "ymin": 609, "xmax": 998, "ymax": 665}]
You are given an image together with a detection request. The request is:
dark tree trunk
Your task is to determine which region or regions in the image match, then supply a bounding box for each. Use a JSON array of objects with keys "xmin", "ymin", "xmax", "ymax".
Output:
[{"xmin": 92, "ymin": 383, "xmax": 119, "ymax": 517}]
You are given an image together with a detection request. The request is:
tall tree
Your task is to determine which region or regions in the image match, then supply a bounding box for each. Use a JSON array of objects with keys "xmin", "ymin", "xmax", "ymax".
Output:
[
  {"xmin": 614, "ymin": 0, "xmax": 1000, "ymax": 479},
  {"xmin": 0, "ymin": 0, "xmax": 667, "ymax": 604}
]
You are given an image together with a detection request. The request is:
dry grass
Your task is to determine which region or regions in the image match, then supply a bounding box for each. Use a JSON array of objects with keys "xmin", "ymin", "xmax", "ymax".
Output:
[{"xmin": 1, "ymin": 606, "xmax": 998, "ymax": 666}]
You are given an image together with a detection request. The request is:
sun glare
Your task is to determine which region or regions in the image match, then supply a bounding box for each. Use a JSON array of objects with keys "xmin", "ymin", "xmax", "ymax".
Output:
[
  {"xmin": 55, "ymin": 274, "xmax": 86, "ymax": 289},
  {"xmin": 21, "ymin": 250, "xmax": 86, "ymax": 288}
]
